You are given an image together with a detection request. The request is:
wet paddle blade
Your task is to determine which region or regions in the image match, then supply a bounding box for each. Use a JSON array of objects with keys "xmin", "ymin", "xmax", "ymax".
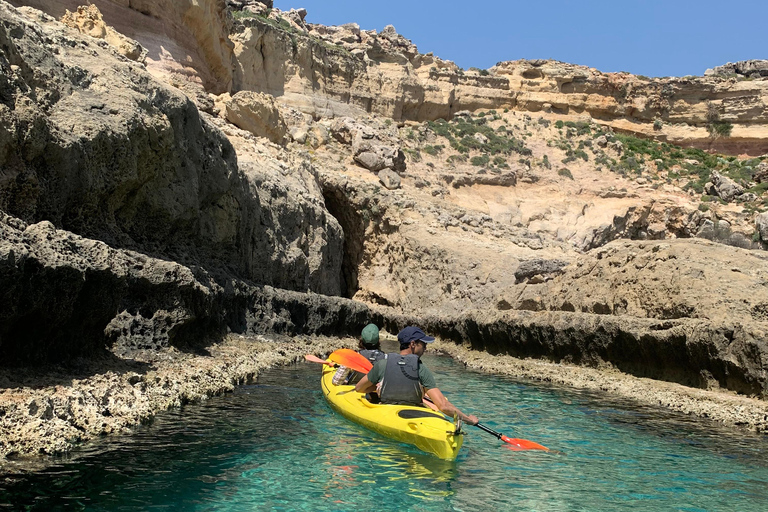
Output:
[
  {"xmin": 329, "ymin": 349, "xmax": 373, "ymax": 373},
  {"xmin": 500, "ymin": 435, "xmax": 549, "ymax": 451}
]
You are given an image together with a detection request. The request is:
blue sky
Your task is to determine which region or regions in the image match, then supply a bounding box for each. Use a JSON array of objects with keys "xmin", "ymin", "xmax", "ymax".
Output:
[{"xmin": 274, "ymin": 1, "xmax": 765, "ymax": 77}]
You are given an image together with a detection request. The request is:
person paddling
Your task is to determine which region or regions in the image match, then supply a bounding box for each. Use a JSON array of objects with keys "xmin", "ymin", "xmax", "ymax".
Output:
[{"xmin": 355, "ymin": 326, "xmax": 478, "ymax": 426}]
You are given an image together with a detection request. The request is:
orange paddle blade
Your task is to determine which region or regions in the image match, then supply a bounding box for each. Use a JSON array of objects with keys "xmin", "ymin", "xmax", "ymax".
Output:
[
  {"xmin": 329, "ymin": 349, "xmax": 373, "ymax": 373},
  {"xmin": 500, "ymin": 435, "xmax": 549, "ymax": 451}
]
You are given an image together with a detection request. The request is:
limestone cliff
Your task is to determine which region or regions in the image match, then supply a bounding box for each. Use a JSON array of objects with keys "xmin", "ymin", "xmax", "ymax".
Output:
[
  {"xmin": 0, "ymin": 4, "xmax": 342, "ymax": 297},
  {"xmin": 228, "ymin": 13, "xmax": 768, "ymax": 156},
  {"xmin": 3, "ymin": 0, "xmax": 768, "ymax": 461}
]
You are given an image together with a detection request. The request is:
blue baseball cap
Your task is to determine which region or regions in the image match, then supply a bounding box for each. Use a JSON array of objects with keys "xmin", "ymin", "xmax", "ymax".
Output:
[{"xmin": 397, "ymin": 326, "xmax": 435, "ymax": 345}]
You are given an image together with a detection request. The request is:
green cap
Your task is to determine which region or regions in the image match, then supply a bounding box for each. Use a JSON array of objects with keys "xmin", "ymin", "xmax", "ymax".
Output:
[{"xmin": 361, "ymin": 323, "xmax": 379, "ymax": 346}]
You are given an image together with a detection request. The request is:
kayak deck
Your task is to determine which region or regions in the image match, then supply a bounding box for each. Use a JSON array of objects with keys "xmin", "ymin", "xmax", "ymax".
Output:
[{"xmin": 321, "ymin": 364, "xmax": 463, "ymax": 460}]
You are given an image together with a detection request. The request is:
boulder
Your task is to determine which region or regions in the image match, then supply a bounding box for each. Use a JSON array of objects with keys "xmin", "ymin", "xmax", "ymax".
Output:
[
  {"xmin": 354, "ymin": 151, "xmax": 386, "ymax": 172},
  {"xmin": 330, "ymin": 117, "xmax": 375, "ymax": 145},
  {"xmin": 353, "ymin": 143, "xmax": 405, "ymax": 173},
  {"xmin": 225, "ymin": 91, "xmax": 288, "ymax": 144},
  {"xmin": 754, "ymin": 162, "xmax": 768, "ymax": 183},
  {"xmin": 756, "ymin": 212, "xmax": 768, "ymax": 241},
  {"xmin": 378, "ymin": 169, "xmax": 401, "ymax": 190},
  {"xmin": 710, "ymin": 171, "xmax": 744, "ymax": 202},
  {"xmin": 607, "ymin": 140, "xmax": 623, "ymax": 154},
  {"xmin": 306, "ymin": 124, "xmax": 330, "ymax": 148}
]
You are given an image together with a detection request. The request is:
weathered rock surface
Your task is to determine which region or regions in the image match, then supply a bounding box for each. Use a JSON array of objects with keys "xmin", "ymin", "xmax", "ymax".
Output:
[
  {"xmin": 0, "ymin": 3, "xmax": 342, "ymax": 296},
  {"xmin": 0, "ymin": 212, "xmax": 362, "ymax": 363},
  {"xmin": 0, "ymin": 334, "xmax": 357, "ymax": 459},
  {"xmin": 520, "ymin": 239, "xmax": 768, "ymax": 323},
  {"xmin": 224, "ymin": 15, "xmax": 768, "ymax": 155},
  {"xmin": 706, "ymin": 60, "xmax": 768, "ymax": 78},
  {"xmin": 9, "ymin": 0, "xmax": 236, "ymax": 93},
  {"xmin": 225, "ymin": 90, "xmax": 288, "ymax": 144},
  {"xmin": 709, "ymin": 171, "xmax": 745, "ymax": 201},
  {"xmin": 61, "ymin": 4, "xmax": 146, "ymax": 63}
]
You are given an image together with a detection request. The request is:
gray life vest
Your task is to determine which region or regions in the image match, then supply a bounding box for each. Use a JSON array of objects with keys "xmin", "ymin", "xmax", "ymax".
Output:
[
  {"xmin": 380, "ymin": 353, "xmax": 423, "ymax": 406},
  {"xmin": 346, "ymin": 349, "xmax": 386, "ymax": 385},
  {"xmin": 359, "ymin": 349, "xmax": 385, "ymax": 364}
]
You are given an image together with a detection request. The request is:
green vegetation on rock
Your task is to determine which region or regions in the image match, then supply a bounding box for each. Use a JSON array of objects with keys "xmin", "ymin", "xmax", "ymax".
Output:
[{"xmin": 427, "ymin": 116, "xmax": 532, "ymax": 158}]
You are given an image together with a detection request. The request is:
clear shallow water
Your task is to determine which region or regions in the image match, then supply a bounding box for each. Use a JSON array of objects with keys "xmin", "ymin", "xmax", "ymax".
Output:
[{"xmin": 2, "ymin": 353, "xmax": 768, "ymax": 511}]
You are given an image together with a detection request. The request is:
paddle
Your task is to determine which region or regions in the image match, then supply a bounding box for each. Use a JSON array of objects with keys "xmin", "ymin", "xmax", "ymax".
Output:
[
  {"xmin": 303, "ymin": 350, "xmax": 373, "ymax": 375},
  {"xmin": 328, "ymin": 348, "xmax": 373, "ymax": 373},
  {"xmin": 304, "ymin": 354, "xmax": 338, "ymax": 368},
  {"xmin": 475, "ymin": 423, "xmax": 551, "ymax": 452}
]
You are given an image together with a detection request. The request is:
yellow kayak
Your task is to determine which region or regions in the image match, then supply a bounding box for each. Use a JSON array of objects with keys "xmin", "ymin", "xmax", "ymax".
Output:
[{"xmin": 321, "ymin": 362, "xmax": 464, "ymax": 460}]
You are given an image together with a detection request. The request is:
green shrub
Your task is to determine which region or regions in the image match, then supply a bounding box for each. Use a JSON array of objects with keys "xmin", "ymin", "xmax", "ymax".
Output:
[
  {"xmin": 429, "ymin": 116, "xmax": 532, "ymax": 157},
  {"xmin": 403, "ymin": 148, "xmax": 421, "ymax": 161},
  {"xmin": 747, "ymin": 182, "xmax": 768, "ymax": 195},
  {"xmin": 447, "ymin": 154, "xmax": 468, "ymax": 164},
  {"xmin": 471, "ymin": 154, "xmax": 490, "ymax": 166},
  {"xmin": 708, "ymin": 121, "xmax": 733, "ymax": 137},
  {"xmin": 558, "ymin": 168, "xmax": 574, "ymax": 180},
  {"xmin": 423, "ymin": 144, "xmax": 444, "ymax": 156},
  {"xmin": 555, "ymin": 120, "xmax": 564, "ymax": 129}
]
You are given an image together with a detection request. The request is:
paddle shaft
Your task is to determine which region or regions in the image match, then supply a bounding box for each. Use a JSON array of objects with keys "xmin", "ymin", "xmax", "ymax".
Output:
[
  {"xmin": 475, "ymin": 422, "xmax": 505, "ymax": 440},
  {"xmin": 304, "ymin": 354, "xmax": 338, "ymax": 367}
]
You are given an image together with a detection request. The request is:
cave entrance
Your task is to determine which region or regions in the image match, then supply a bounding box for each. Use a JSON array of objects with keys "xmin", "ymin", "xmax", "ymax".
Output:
[{"xmin": 322, "ymin": 187, "xmax": 367, "ymax": 299}]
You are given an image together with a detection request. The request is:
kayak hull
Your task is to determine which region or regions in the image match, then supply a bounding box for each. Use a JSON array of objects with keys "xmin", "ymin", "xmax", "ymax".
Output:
[{"xmin": 321, "ymin": 363, "xmax": 463, "ymax": 460}]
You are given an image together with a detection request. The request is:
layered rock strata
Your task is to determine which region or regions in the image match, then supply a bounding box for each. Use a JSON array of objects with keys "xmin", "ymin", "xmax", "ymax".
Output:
[
  {"xmin": 228, "ymin": 15, "xmax": 768, "ymax": 156},
  {"xmin": 0, "ymin": 213, "xmax": 365, "ymax": 363}
]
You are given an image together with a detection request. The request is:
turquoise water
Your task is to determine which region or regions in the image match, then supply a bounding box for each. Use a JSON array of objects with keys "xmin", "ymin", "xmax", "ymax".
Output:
[{"xmin": 2, "ymin": 352, "xmax": 768, "ymax": 511}]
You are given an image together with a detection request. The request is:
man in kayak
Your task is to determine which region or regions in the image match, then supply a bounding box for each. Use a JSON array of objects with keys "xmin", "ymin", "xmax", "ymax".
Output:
[
  {"xmin": 343, "ymin": 323, "xmax": 387, "ymax": 387},
  {"xmin": 358, "ymin": 323, "xmax": 385, "ymax": 364},
  {"xmin": 355, "ymin": 326, "xmax": 479, "ymax": 426}
]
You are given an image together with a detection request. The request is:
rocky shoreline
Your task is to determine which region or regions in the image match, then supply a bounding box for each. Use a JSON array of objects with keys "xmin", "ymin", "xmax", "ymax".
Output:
[
  {"xmin": 0, "ymin": 334, "xmax": 357, "ymax": 464},
  {"xmin": 3, "ymin": 334, "xmax": 768, "ymax": 471},
  {"xmin": 433, "ymin": 340, "xmax": 768, "ymax": 434}
]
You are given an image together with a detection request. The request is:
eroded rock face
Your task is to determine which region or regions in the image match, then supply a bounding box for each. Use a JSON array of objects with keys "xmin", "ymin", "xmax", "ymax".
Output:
[
  {"xmin": 706, "ymin": 60, "xmax": 768, "ymax": 78},
  {"xmin": 225, "ymin": 90, "xmax": 288, "ymax": 144},
  {"xmin": 60, "ymin": 4, "xmax": 146, "ymax": 62},
  {"xmin": 0, "ymin": 3, "xmax": 341, "ymax": 295},
  {"xmin": 225, "ymin": 16, "xmax": 768, "ymax": 156},
  {"xmin": 411, "ymin": 310, "xmax": 768, "ymax": 398},
  {"xmin": 10, "ymin": 0, "xmax": 235, "ymax": 93},
  {"xmin": 521, "ymin": 239, "xmax": 768, "ymax": 324},
  {"xmin": 0, "ymin": 212, "xmax": 365, "ymax": 363}
]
